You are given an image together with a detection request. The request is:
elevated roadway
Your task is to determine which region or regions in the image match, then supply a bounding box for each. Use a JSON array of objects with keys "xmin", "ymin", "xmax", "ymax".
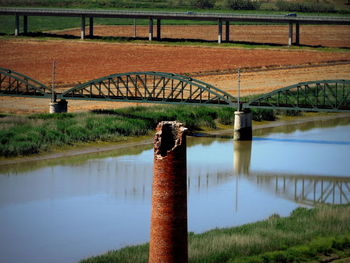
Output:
[{"xmin": 1, "ymin": 7, "xmax": 350, "ymax": 44}]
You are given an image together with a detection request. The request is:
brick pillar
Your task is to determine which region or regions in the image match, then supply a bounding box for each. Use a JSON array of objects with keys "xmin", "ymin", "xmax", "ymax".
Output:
[{"xmin": 149, "ymin": 121, "xmax": 188, "ymax": 263}]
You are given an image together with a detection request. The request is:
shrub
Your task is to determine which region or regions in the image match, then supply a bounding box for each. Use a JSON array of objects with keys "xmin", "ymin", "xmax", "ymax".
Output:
[
  {"xmin": 275, "ymin": 0, "xmax": 336, "ymax": 13},
  {"xmin": 215, "ymin": 0, "xmax": 261, "ymax": 10},
  {"xmin": 190, "ymin": 0, "xmax": 214, "ymax": 9},
  {"xmin": 251, "ymin": 108, "xmax": 276, "ymax": 121}
]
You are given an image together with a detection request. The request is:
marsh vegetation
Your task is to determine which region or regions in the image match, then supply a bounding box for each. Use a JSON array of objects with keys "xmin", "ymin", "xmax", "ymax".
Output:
[{"xmin": 80, "ymin": 205, "xmax": 350, "ymax": 263}]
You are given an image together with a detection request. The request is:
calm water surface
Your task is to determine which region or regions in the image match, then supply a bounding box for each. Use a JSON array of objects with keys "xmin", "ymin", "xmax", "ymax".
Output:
[{"xmin": 0, "ymin": 117, "xmax": 349, "ymax": 263}]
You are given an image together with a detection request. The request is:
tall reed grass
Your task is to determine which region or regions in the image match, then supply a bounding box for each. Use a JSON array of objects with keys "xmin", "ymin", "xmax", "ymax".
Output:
[{"xmin": 80, "ymin": 204, "xmax": 350, "ymax": 263}]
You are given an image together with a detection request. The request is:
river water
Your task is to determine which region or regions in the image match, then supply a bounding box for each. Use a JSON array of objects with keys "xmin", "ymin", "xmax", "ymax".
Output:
[{"xmin": 0, "ymin": 116, "xmax": 350, "ymax": 263}]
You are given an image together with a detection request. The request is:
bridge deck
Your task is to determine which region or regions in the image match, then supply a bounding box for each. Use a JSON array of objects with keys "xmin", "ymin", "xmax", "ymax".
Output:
[{"xmin": 1, "ymin": 8, "xmax": 350, "ymax": 24}]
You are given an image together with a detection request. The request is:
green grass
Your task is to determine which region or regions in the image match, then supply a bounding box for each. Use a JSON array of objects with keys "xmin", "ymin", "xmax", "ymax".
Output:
[
  {"xmin": 79, "ymin": 204, "xmax": 350, "ymax": 263},
  {"xmin": 0, "ymin": 105, "xmax": 277, "ymax": 157}
]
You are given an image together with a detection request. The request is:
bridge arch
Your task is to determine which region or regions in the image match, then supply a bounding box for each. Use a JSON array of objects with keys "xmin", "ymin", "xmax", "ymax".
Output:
[
  {"xmin": 244, "ymin": 79, "xmax": 350, "ymax": 112},
  {"xmin": 0, "ymin": 67, "xmax": 50, "ymax": 97},
  {"xmin": 60, "ymin": 71, "xmax": 236, "ymax": 106}
]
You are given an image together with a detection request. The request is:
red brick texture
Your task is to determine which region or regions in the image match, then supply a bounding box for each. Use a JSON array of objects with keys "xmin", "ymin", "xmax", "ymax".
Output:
[{"xmin": 149, "ymin": 121, "xmax": 188, "ymax": 263}]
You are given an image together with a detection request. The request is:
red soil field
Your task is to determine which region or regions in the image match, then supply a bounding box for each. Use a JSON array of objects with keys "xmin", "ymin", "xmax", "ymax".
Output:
[{"xmin": 1, "ymin": 38, "xmax": 349, "ymax": 87}]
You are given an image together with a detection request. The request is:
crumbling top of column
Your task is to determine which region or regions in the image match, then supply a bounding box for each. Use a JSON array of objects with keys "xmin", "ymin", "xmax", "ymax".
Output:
[{"xmin": 154, "ymin": 121, "xmax": 187, "ymax": 159}]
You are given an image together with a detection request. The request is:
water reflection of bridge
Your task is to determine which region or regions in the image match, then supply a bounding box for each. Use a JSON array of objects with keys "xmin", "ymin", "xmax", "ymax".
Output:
[
  {"xmin": 254, "ymin": 173, "xmax": 350, "ymax": 206},
  {"xmin": 231, "ymin": 140, "xmax": 350, "ymax": 206}
]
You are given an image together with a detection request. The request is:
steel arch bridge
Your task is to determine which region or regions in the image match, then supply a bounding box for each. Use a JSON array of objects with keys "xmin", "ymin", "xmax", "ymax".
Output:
[
  {"xmin": 244, "ymin": 80, "xmax": 350, "ymax": 112},
  {"xmin": 0, "ymin": 67, "xmax": 51, "ymax": 98},
  {"xmin": 60, "ymin": 71, "xmax": 236, "ymax": 106},
  {"xmin": 1, "ymin": 68, "xmax": 350, "ymax": 112}
]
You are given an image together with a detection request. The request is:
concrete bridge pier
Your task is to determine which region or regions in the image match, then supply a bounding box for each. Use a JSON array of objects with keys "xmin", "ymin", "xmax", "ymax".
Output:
[
  {"xmin": 15, "ymin": 14, "xmax": 19, "ymax": 36},
  {"xmin": 218, "ymin": 19, "xmax": 222, "ymax": 44},
  {"xmin": 149, "ymin": 18, "xmax": 153, "ymax": 41},
  {"xmin": 81, "ymin": 15, "xmax": 86, "ymax": 40},
  {"xmin": 49, "ymin": 99, "xmax": 68, "ymax": 113},
  {"xmin": 225, "ymin": 21, "xmax": 230, "ymax": 42},
  {"xmin": 89, "ymin": 17, "xmax": 94, "ymax": 38},
  {"xmin": 295, "ymin": 22, "xmax": 300, "ymax": 45},
  {"xmin": 23, "ymin": 15, "xmax": 28, "ymax": 35},
  {"xmin": 288, "ymin": 22, "xmax": 293, "ymax": 46},
  {"xmin": 234, "ymin": 110, "xmax": 252, "ymax": 141},
  {"xmin": 157, "ymin": 19, "xmax": 161, "ymax": 40}
]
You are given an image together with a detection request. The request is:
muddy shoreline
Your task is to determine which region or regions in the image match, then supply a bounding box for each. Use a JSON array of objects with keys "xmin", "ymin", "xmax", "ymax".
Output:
[{"xmin": 1, "ymin": 113, "xmax": 349, "ymax": 166}]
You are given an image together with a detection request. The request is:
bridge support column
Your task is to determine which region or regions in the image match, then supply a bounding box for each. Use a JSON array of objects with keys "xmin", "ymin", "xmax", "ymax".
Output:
[
  {"xmin": 23, "ymin": 15, "xmax": 28, "ymax": 35},
  {"xmin": 149, "ymin": 121, "xmax": 188, "ymax": 263},
  {"xmin": 157, "ymin": 19, "xmax": 161, "ymax": 40},
  {"xmin": 89, "ymin": 17, "xmax": 94, "ymax": 38},
  {"xmin": 81, "ymin": 15, "xmax": 85, "ymax": 40},
  {"xmin": 288, "ymin": 22, "xmax": 293, "ymax": 46},
  {"xmin": 49, "ymin": 99, "xmax": 68, "ymax": 113},
  {"xmin": 15, "ymin": 15, "xmax": 19, "ymax": 36},
  {"xmin": 225, "ymin": 21, "xmax": 230, "ymax": 42},
  {"xmin": 234, "ymin": 110, "xmax": 252, "ymax": 141},
  {"xmin": 218, "ymin": 19, "xmax": 222, "ymax": 44},
  {"xmin": 295, "ymin": 22, "xmax": 300, "ymax": 45},
  {"xmin": 149, "ymin": 18, "xmax": 153, "ymax": 41}
]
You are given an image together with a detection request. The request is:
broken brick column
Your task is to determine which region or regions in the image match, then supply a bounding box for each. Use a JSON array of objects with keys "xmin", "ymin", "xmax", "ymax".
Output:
[{"xmin": 149, "ymin": 121, "xmax": 188, "ymax": 263}]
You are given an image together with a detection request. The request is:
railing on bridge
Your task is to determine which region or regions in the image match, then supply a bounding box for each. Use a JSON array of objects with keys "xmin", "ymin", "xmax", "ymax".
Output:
[
  {"xmin": 0, "ymin": 67, "xmax": 50, "ymax": 98},
  {"xmin": 61, "ymin": 71, "xmax": 236, "ymax": 106},
  {"xmin": 244, "ymin": 80, "xmax": 350, "ymax": 112}
]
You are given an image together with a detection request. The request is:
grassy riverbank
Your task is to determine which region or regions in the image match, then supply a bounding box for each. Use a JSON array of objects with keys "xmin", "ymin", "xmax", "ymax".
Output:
[
  {"xmin": 80, "ymin": 204, "xmax": 350, "ymax": 263},
  {"xmin": 0, "ymin": 106, "xmax": 277, "ymax": 157}
]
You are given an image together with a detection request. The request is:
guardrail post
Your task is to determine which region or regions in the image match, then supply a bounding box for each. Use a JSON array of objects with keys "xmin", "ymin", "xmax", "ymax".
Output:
[
  {"xmin": 81, "ymin": 15, "xmax": 85, "ymax": 40},
  {"xmin": 288, "ymin": 22, "xmax": 293, "ymax": 46},
  {"xmin": 15, "ymin": 14, "xmax": 19, "ymax": 36},
  {"xmin": 157, "ymin": 19, "xmax": 161, "ymax": 40},
  {"xmin": 23, "ymin": 15, "xmax": 28, "ymax": 35},
  {"xmin": 225, "ymin": 21, "xmax": 230, "ymax": 42},
  {"xmin": 149, "ymin": 18, "xmax": 153, "ymax": 41},
  {"xmin": 89, "ymin": 17, "xmax": 94, "ymax": 38},
  {"xmin": 149, "ymin": 121, "xmax": 188, "ymax": 263},
  {"xmin": 218, "ymin": 18, "xmax": 222, "ymax": 44},
  {"xmin": 295, "ymin": 22, "xmax": 300, "ymax": 45}
]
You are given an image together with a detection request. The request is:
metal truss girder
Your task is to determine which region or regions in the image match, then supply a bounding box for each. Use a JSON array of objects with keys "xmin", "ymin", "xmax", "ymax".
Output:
[
  {"xmin": 61, "ymin": 72, "xmax": 235, "ymax": 106},
  {"xmin": 245, "ymin": 79, "xmax": 350, "ymax": 112},
  {"xmin": 0, "ymin": 69, "xmax": 49, "ymax": 97}
]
